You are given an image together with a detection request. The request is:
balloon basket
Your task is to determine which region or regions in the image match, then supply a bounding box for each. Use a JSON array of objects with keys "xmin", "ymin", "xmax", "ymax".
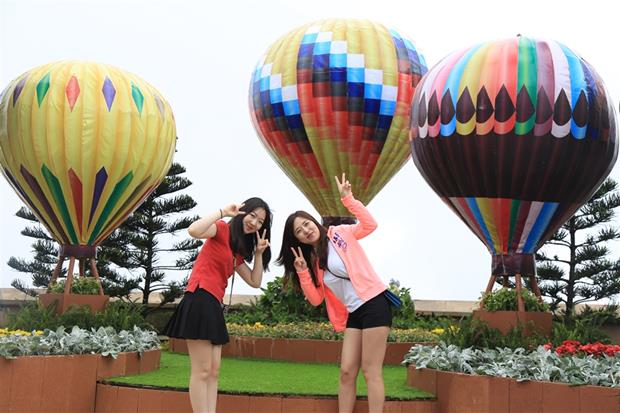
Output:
[
  {"xmin": 472, "ymin": 310, "xmax": 553, "ymax": 337},
  {"xmin": 39, "ymin": 293, "xmax": 110, "ymax": 315}
]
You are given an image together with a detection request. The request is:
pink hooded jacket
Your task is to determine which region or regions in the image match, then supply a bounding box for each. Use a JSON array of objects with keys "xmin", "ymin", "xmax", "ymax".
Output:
[{"xmin": 296, "ymin": 194, "xmax": 387, "ymax": 332}]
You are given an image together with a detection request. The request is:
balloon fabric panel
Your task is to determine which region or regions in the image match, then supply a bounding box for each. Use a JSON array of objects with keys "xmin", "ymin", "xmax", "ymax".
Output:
[
  {"xmin": 0, "ymin": 61, "xmax": 177, "ymax": 247},
  {"xmin": 410, "ymin": 37, "xmax": 618, "ymax": 264},
  {"xmin": 250, "ymin": 19, "xmax": 427, "ymax": 218}
]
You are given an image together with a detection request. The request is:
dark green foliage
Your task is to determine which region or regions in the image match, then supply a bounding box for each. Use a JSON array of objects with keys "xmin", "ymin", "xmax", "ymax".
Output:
[
  {"xmin": 388, "ymin": 279, "xmax": 418, "ymax": 328},
  {"xmin": 440, "ymin": 313, "xmax": 612, "ymax": 350},
  {"xmin": 480, "ymin": 288, "xmax": 549, "ymax": 312},
  {"xmin": 549, "ymin": 304, "xmax": 619, "ymax": 345},
  {"xmin": 7, "ymin": 301, "xmax": 152, "ymax": 332},
  {"xmin": 536, "ymin": 178, "xmax": 620, "ymax": 322},
  {"xmin": 144, "ymin": 308, "xmax": 176, "ymax": 334},
  {"xmin": 438, "ymin": 317, "xmax": 549, "ymax": 350},
  {"xmin": 225, "ymin": 277, "xmax": 328, "ymax": 324}
]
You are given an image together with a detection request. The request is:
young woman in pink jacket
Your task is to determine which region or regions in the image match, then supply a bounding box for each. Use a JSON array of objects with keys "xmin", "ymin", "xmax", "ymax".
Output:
[{"xmin": 277, "ymin": 173, "xmax": 392, "ymax": 413}]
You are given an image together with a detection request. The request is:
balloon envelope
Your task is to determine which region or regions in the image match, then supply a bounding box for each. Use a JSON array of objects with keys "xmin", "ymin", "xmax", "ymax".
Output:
[
  {"xmin": 410, "ymin": 37, "xmax": 618, "ymax": 274},
  {"xmin": 250, "ymin": 19, "xmax": 427, "ymax": 220},
  {"xmin": 0, "ymin": 61, "xmax": 176, "ymax": 249}
]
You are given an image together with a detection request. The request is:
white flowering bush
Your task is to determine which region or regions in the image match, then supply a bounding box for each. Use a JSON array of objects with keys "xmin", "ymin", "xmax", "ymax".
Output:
[
  {"xmin": 0, "ymin": 326, "xmax": 159, "ymax": 359},
  {"xmin": 403, "ymin": 342, "xmax": 620, "ymax": 387}
]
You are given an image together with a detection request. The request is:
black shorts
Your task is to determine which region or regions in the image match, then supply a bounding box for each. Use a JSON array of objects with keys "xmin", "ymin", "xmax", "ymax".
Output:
[
  {"xmin": 346, "ymin": 291, "xmax": 393, "ymax": 329},
  {"xmin": 163, "ymin": 288, "xmax": 229, "ymax": 345}
]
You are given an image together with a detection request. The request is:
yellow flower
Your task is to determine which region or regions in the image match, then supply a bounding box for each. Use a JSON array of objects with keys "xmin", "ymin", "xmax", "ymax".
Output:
[{"xmin": 431, "ymin": 328, "xmax": 445, "ymax": 335}]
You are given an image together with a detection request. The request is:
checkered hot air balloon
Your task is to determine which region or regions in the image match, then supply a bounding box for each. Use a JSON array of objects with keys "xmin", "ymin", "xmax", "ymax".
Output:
[
  {"xmin": 409, "ymin": 36, "xmax": 618, "ymax": 299},
  {"xmin": 249, "ymin": 19, "xmax": 427, "ymax": 224},
  {"xmin": 0, "ymin": 61, "xmax": 176, "ymax": 298}
]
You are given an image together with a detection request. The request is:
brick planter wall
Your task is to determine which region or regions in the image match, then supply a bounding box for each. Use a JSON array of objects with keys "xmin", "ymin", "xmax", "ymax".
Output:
[
  {"xmin": 407, "ymin": 365, "xmax": 620, "ymax": 413},
  {"xmin": 94, "ymin": 384, "xmax": 439, "ymax": 413},
  {"xmin": 0, "ymin": 349, "xmax": 160, "ymax": 412},
  {"xmin": 169, "ymin": 336, "xmax": 425, "ymax": 365}
]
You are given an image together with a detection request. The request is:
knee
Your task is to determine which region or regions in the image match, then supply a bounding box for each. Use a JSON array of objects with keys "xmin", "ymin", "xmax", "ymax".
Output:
[
  {"xmin": 361, "ymin": 366, "xmax": 382, "ymax": 383},
  {"xmin": 208, "ymin": 365, "xmax": 220, "ymax": 380},
  {"xmin": 340, "ymin": 367, "xmax": 357, "ymax": 384},
  {"xmin": 193, "ymin": 364, "xmax": 219, "ymax": 381}
]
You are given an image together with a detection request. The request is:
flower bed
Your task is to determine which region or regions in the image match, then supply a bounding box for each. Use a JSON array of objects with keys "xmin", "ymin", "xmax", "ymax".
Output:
[
  {"xmin": 170, "ymin": 335, "xmax": 431, "ymax": 365},
  {"xmin": 546, "ymin": 340, "xmax": 620, "ymax": 357},
  {"xmin": 0, "ymin": 326, "xmax": 160, "ymax": 359},
  {"xmin": 227, "ymin": 321, "xmax": 439, "ymax": 342},
  {"xmin": 0, "ymin": 326, "xmax": 162, "ymax": 412},
  {"xmin": 404, "ymin": 343, "xmax": 620, "ymax": 387}
]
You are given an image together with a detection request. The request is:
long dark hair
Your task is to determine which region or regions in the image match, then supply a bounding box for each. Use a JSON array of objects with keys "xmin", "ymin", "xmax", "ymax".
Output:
[
  {"xmin": 229, "ymin": 197, "xmax": 272, "ymax": 270},
  {"xmin": 276, "ymin": 210, "xmax": 329, "ymax": 289}
]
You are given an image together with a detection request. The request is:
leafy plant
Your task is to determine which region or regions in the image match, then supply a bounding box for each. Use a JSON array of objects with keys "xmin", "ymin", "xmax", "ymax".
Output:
[
  {"xmin": 49, "ymin": 277, "xmax": 101, "ymax": 295},
  {"xmin": 388, "ymin": 279, "xmax": 418, "ymax": 328},
  {"xmin": 403, "ymin": 342, "xmax": 620, "ymax": 387},
  {"xmin": 226, "ymin": 321, "xmax": 439, "ymax": 343},
  {"xmin": 438, "ymin": 317, "xmax": 549, "ymax": 350},
  {"xmin": 0, "ymin": 326, "xmax": 159, "ymax": 359},
  {"xmin": 225, "ymin": 277, "xmax": 328, "ymax": 325},
  {"xmin": 480, "ymin": 288, "xmax": 549, "ymax": 312},
  {"xmin": 8, "ymin": 301, "xmax": 153, "ymax": 332}
]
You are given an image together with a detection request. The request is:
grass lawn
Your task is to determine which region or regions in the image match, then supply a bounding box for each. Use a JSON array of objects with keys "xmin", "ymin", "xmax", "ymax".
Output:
[{"xmin": 108, "ymin": 352, "xmax": 432, "ymax": 400}]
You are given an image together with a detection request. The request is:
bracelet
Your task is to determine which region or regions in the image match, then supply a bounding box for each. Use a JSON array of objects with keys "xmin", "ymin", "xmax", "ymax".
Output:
[{"xmin": 219, "ymin": 209, "xmax": 223, "ymax": 219}]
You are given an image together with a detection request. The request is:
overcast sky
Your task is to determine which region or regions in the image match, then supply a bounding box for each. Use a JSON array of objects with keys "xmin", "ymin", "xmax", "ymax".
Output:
[{"xmin": 1, "ymin": 0, "xmax": 619, "ymax": 302}]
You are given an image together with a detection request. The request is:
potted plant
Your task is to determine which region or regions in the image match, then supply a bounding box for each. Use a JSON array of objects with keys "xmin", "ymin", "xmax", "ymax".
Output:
[
  {"xmin": 473, "ymin": 288, "xmax": 552, "ymax": 336},
  {"xmin": 39, "ymin": 276, "xmax": 109, "ymax": 314}
]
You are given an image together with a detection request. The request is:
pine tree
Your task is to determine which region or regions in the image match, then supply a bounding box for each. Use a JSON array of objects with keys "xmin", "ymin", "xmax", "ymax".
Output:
[
  {"xmin": 536, "ymin": 178, "xmax": 620, "ymax": 323},
  {"xmin": 8, "ymin": 162, "xmax": 201, "ymax": 305},
  {"xmin": 118, "ymin": 162, "xmax": 202, "ymax": 305}
]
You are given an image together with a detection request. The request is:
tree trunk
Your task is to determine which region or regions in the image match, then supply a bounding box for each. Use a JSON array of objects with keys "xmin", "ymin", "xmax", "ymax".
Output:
[{"xmin": 565, "ymin": 218, "xmax": 576, "ymax": 324}]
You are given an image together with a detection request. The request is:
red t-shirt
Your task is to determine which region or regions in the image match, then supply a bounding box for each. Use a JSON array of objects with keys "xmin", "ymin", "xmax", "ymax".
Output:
[{"xmin": 186, "ymin": 220, "xmax": 244, "ymax": 302}]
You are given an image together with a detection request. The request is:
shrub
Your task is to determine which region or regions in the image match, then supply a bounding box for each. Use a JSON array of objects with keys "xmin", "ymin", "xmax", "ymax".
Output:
[
  {"xmin": 403, "ymin": 342, "xmax": 620, "ymax": 387},
  {"xmin": 0, "ymin": 326, "xmax": 160, "ymax": 359},
  {"xmin": 226, "ymin": 321, "xmax": 440, "ymax": 342},
  {"xmin": 49, "ymin": 277, "xmax": 100, "ymax": 295},
  {"xmin": 480, "ymin": 288, "xmax": 549, "ymax": 312},
  {"xmin": 8, "ymin": 301, "xmax": 153, "ymax": 332}
]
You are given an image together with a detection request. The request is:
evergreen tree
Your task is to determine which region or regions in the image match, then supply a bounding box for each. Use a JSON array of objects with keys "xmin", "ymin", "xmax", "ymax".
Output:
[
  {"xmin": 536, "ymin": 178, "xmax": 620, "ymax": 323},
  {"xmin": 8, "ymin": 162, "xmax": 201, "ymax": 305},
  {"xmin": 118, "ymin": 162, "xmax": 202, "ymax": 305}
]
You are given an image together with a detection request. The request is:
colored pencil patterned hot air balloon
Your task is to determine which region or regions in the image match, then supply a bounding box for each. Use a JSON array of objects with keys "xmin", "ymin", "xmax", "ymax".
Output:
[
  {"xmin": 250, "ymin": 19, "xmax": 427, "ymax": 224},
  {"xmin": 0, "ymin": 61, "xmax": 176, "ymax": 302},
  {"xmin": 410, "ymin": 36, "xmax": 618, "ymax": 302}
]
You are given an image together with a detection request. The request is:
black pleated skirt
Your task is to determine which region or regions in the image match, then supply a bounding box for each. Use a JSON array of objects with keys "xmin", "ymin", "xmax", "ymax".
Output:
[{"xmin": 163, "ymin": 288, "xmax": 229, "ymax": 345}]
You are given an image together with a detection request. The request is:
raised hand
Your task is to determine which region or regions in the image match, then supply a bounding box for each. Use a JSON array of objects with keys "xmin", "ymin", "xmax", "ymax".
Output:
[
  {"xmin": 334, "ymin": 173, "xmax": 352, "ymax": 198},
  {"xmin": 256, "ymin": 229, "xmax": 270, "ymax": 254},
  {"xmin": 222, "ymin": 203, "xmax": 246, "ymax": 218},
  {"xmin": 291, "ymin": 246, "xmax": 308, "ymax": 272}
]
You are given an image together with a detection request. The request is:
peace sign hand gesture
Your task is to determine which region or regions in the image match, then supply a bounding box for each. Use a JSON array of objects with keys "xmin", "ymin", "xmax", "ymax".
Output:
[
  {"xmin": 291, "ymin": 246, "xmax": 308, "ymax": 272},
  {"xmin": 222, "ymin": 203, "xmax": 246, "ymax": 218},
  {"xmin": 256, "ymin": 230, "xmax": 270, "ymax": 255},
  {"xmin": 335, "ymin": 173, "xmax": 352, "ymax": 198}
]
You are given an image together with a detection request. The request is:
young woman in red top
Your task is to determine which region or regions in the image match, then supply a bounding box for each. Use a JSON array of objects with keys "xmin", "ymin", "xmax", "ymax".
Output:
[
  {"xmin": 164, "ymin": 197, "xmax": 271, "ymax": 413},
  {"xmin": 277, "ymin": 174, "xmax": 392, "ymax": 413}
]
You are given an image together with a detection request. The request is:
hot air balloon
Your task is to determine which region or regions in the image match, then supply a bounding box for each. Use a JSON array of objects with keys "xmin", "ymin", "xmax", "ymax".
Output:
[
  {"xmin": 410, "ymin": 36, "xmax": 618, "ymax": 308},
  {"xmin": 249, "ymin": 19, "xmax": 427, "ymax": 225},
  {"xmin": 0, "ymin": 61, "xmax": 176, "ymax": 310}
]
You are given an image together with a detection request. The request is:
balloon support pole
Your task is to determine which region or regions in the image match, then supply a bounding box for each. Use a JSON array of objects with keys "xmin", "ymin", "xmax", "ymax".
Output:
[
  {"xmin": 483, "ymin": 273, "xmax": 544, "ymax": 308},
  {"xmin": 48, "ymin": 255, "xmax": 105, "ymax": 296}
]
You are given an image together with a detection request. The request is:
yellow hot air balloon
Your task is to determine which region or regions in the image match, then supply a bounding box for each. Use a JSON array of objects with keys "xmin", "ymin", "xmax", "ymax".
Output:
[{"xmin": 0, "ymin": 61, "xmax": 176, "ymax": 304}]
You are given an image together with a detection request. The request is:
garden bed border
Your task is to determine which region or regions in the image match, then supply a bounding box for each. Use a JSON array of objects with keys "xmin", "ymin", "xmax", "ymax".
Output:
[{"xmin": 407, "ymin": 365, "xmax": 620, "ymax": 413}]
